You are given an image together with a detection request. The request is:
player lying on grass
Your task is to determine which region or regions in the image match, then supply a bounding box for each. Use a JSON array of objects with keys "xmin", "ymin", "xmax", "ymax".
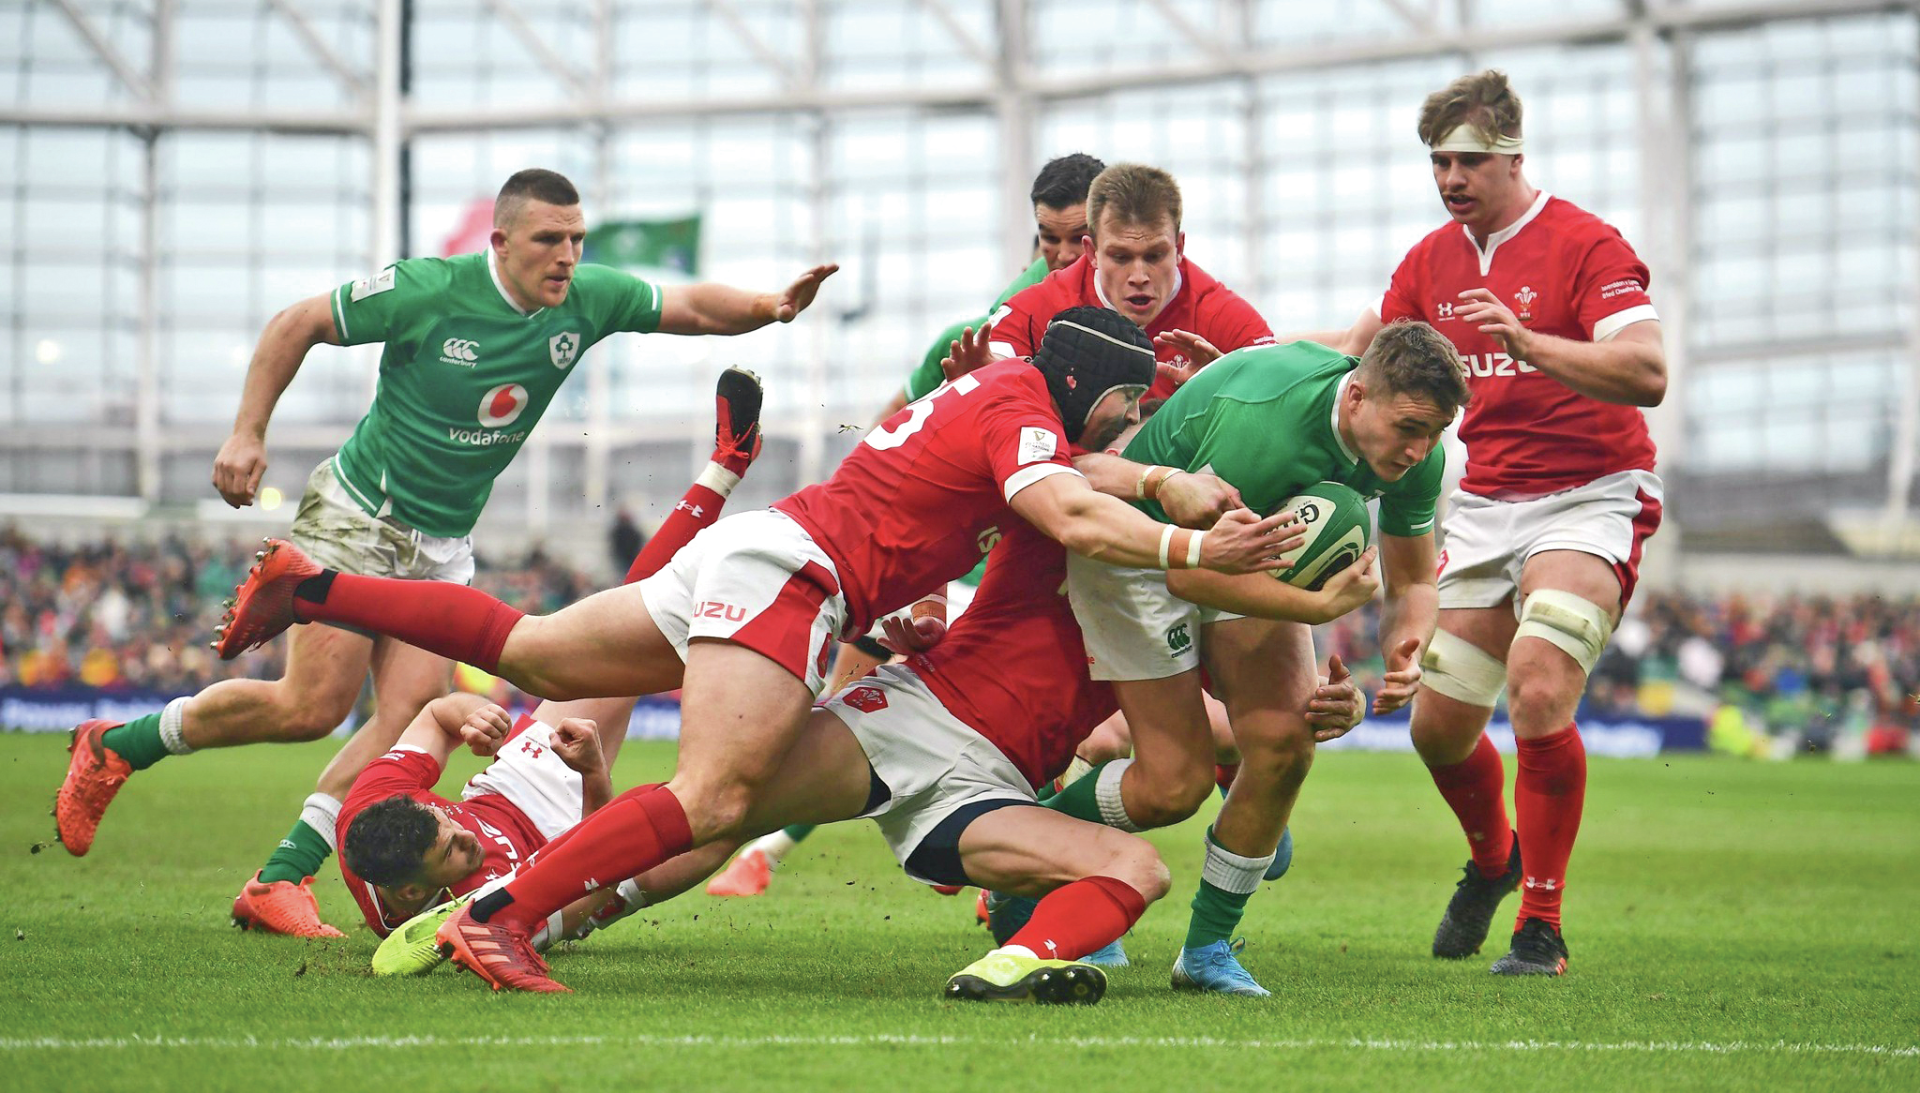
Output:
[
  {"xmin": 211, "ymin": 308, "xmax": 1300, "ymax": 993},
  {"xmin": 338, "ymin": 692, "xmax": 656, "ymax": 967}
]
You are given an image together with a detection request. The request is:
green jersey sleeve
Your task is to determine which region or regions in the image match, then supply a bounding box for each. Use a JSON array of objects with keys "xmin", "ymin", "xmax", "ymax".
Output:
[
  {"xmin": 331, "ymin": 257, "xmax": 453, "ymax": 351},
  {"xmin": 570, "ymin": 263, "xmax": 664, "ymax": 336},
  {"xmin": 909, "ymin": 317, "xmax": 982, "ymax": 401},
  {"xmin": 1378, "ymin": 447, "xmax": 1445, "ymax": 537},
  {"xmin": 991, "ymin": 257, "xmax": 1051, "ymax": 310}
]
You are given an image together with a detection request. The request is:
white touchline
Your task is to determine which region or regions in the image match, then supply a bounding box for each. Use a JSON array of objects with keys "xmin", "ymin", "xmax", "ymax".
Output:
[{"xmin": 0, "ymin": 1035, "xmax": 1915, "ymax": 1056}]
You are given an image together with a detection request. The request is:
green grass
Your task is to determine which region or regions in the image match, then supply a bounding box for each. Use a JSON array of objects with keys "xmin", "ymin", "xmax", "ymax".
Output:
[{"xmin": 4, "ymin": 733, "xmax": 1917, "ymax": 1092}]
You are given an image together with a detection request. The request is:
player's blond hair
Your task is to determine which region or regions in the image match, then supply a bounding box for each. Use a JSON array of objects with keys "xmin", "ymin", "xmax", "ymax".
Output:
[
  {"xmin": 1417, "ymin": 70, "xmax": 1523, "ymax": 149},
  {"xmin": 1358, "ymin": 321, "xmax": 1472, "ymax": 414},
  {"xmin": 1086, "ymin": 164, "xmax": 1182, "ymax": 238}
]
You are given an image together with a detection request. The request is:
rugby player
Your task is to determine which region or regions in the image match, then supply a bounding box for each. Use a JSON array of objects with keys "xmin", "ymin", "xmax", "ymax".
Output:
[
  {"xmin": 1306, "ymin": 71, "xmax": 1667, "ymax": 976},
  {"xmin": 987, "ymin": 163, "xmax": 1274, "ymax": 401},
  {"xmin": 1044, "ymin": 323, "xmax": 1470, "ymax": 994},
  {"xmin": 211, "ymin": 308, "xmax": 1299, "ymax": 992},
  {"xmin": 53, "ymin": 169, "xmax": 828, "ymax": 938}
]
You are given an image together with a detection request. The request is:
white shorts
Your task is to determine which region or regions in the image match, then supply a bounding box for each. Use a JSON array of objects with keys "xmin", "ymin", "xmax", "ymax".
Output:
[
  {"xmin": 1436, "ymin": 469, "xmax": 1665, "ymax": 612},
  {"xmin": 1065, "ymin": 553, "xmax": 1241, "ymax": 682},
  {"xmin": 462, "ymin": 720, "xmax": 583, "ymax": 841},
  {"xmin": 638, "ymin": 508, "xmax": 849, "ymax": 696},
  {"xmin": 821, "ymin": 663, "xmax": 1035, "ymax": 886},
  {"xmin": 289, "ymin": 457, "xmax": 475, "ymax": 583}
]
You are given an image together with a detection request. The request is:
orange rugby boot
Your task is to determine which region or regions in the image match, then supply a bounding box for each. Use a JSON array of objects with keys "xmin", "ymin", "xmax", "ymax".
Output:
[
  {"xmin": 231, "ymin": 872, "xmax": 347, "ymax": 939},
  {"xmin": 54, "ymin": 719, "xmax": 133, "ymax": 857},
  {"xmin": 436, "ymin": 906, "xmax": 569, "ymax": 993},
  {"xmin": 211, "ymin": 538, "xmax": 322, "ymax": 660},
  {"xmin": 705, "ymin": 848, "xmax": 773, "ymax": 897}
]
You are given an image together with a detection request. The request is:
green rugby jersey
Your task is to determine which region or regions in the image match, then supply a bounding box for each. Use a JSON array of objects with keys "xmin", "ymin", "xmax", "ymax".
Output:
[
  {"xmin": 904, "ymin": 256, "xmax": 1051, "ymax": 402},
  {"xmin": 327, "ymin": 252, "xmax": 663, "ymax": 538},
  {"xmin": 1123, "ymin": 340, "xmax": 1444, "ymax": 538}
]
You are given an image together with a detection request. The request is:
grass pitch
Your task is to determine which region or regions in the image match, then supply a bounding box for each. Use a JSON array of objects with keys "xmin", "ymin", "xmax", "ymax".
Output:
[{"xmin": 4, "ymin": 732, "xmax": 1917, "ymax": 1091}]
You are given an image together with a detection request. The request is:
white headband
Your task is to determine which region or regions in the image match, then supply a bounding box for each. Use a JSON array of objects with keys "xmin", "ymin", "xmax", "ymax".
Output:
[{"xmin": 1429, "ymin": 125, "xmax": 1524, "ymax": 156}]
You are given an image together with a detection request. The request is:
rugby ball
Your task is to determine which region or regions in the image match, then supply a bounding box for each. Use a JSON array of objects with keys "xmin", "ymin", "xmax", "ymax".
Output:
[{"xmin": 1270, "ymin": 482, "xmax": 1372, "ymax": 591}]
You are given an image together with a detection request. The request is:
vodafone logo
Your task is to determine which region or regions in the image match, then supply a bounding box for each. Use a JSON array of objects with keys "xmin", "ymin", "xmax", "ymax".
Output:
[{"xmin": 478, "ymin": 383, "xmax": 529, "ymax": 428}]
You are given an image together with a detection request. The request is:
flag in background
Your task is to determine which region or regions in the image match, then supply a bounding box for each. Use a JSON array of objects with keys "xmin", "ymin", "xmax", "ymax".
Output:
[
  {"xmin": 583, "ymin": 215, "xmax": 703, "ymax": 278},
  {"xmin": 441, "ymin": 197, "xmax": 495, "ymax": 257}
]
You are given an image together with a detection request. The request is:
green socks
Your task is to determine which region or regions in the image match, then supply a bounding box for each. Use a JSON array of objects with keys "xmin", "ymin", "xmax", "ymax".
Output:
[
  {"xmin": 100, "ymin": 698, "xmax": 192, "ymax": 771},
  {"xmin": 1184, "ymin": 827, "xmax": 1276, "ymax": 951},
  {"xmin": 258, "ymin": 793, "xmax": 343, "ymax": 885},
  {"xmin": 1042, "ymin": 759, "xmax": 1140, "ymax": 830},
  {"xmin": 780, "ymin": 824, "xmax": 816, "ymax": 841}
]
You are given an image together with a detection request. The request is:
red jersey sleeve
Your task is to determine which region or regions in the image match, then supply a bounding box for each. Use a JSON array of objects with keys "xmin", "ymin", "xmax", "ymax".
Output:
[
  {"xmin": 1573, "ymin": 230, "xmax": 1657, "ymax": 341},
  {"xmin": 337, "ymin": 747, "xmax": 445, "ymax": 841},
  {"xmin": 987, "ymin": 289, "xmax": 1042, "ymax": 359},
  {"xmin": 1378, "ymin": 242, "xmax": 1427, "ymax": 323},
  {"xmin": 1202, "ymin": 290, "xmax": 1275, "ymax": 354},
  {"xmin": 973, "ymin": 382, "xmax": 1079, "ymax": 502}
]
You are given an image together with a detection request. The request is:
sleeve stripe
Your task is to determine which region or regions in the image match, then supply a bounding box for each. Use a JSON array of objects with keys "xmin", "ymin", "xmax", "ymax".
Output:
[
  {"xmin": 649, "ymin": 280, "xmax": 661, "ymax": 316},
  {"xmin": 1593, "ymin": 303, "xmax": 1658, "ymax": 342},
  {"xmin": 332, "ymin": 285, "xmax": 350, "ymax": 342},
  {"xmin": 1002, "ymin": 463, "xmax": 1082, "ymax": 503},
  {"xmin": 988, "ymin": 341, "xmax": 1016, "ymax": 358}
]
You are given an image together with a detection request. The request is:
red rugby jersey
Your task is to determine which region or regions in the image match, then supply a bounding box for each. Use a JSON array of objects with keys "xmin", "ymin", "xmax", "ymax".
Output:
[
  {"xmin": 1379, "ymin": 192, "xmax": 1659, "ymax": 498},
  {"xmin": 336, "ymin": 746, "xmax": 548, "ymax": 937},
  {"xmin": 774, "ymin": 358, "xmax": 1080, "ymax": 635},
  {"xmin": 908, "ymin": 519, "xmax": 1117, "ymax": 789},
  {"xmin": 988, "ymin": 254, "xmax": 1273, "ymax": 401}
]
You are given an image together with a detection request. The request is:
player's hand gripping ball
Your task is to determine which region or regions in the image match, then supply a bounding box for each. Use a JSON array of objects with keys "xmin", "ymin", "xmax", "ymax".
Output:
[{"xmin": 1269, "ymin": 482, "xmax": 1372, "ymax": 590}]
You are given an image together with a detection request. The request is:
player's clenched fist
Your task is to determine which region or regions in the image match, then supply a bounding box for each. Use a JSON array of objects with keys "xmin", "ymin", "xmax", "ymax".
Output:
[
  {"xmin": 1157, "ymin": 470, "xmax": 1247, "ymax": 529},
  {"xmin": 211, "ymin": 432, "xmax": 268, "ymax": 508},
  {"xmin": 460, "ymin": 702, "xmax": 514, "ymax": 757},
  {"xmin": 551, "ymin": 717, "xmax": 606, "ymax": 776}
]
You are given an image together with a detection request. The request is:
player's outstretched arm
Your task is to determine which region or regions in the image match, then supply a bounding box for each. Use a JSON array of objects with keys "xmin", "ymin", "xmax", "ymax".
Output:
[
  {"xmin": 1008, "ymin": 472, "xmax": 1291, "ymax": 574},
  {"xmin": 657, "ymin": 264, "xmax": 839, "ymax": 335},
  {"xmin": 212, "ymin": 292, "xmax": 340, "ymax": 508},
  {"xmin": 1372, "ymin": 531, "xmax": 1440, "ymax": 715},
  {"xmin": 1072, "ymin": 452, "xmax": 1245, "ymax": 528},
  {"xmin": 1166, "ymin": 545, "xmax": 1380, "ymax": 625},
  {"xmin": 1281, "ymin": 308, "xmax": 1386, "ymax": 359}
]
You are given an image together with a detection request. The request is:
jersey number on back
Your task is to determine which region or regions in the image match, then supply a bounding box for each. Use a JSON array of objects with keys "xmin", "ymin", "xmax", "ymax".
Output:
[{"xmin": 865, "ymin": 373, "xmax": 982, "ymax": 451}]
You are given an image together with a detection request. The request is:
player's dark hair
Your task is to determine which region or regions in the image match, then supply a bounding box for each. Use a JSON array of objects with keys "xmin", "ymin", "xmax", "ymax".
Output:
[
  {"xmin": 494, "ymin": 168, "xmax": 581, "ymax": 228},
  {"xmin": 1418, "ymin": 70, "xmax": 1523, "ymax": 149},
  {"xmin": 342, "ymin": 795, "xmax": 440, "ymax": 888},
  {"xmin": 1357, "ymin": 320, "xmax": 1472, "ymax": 414},
  {"xmin": 1030, "ymin": 154, "xmax": 1107, "ymax": 211},
  {"xmin": 1086, "ymin": 163, "xmax": 1182, "ymax": 237}
]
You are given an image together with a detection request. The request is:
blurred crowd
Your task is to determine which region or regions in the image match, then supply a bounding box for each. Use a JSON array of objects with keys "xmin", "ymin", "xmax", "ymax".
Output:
[
  {"xmin": 3, "ymin": 526, "xmax": 1916, "ymax": 756},
  {"xmin": 0, "ymin": 527, "xmax": 596, "ymax": 695}
]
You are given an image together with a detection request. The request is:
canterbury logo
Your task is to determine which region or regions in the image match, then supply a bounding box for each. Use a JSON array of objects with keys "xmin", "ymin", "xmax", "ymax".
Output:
[{"xmin": 441, "ymin": 338, "xmax": 480, "ymax": 362}]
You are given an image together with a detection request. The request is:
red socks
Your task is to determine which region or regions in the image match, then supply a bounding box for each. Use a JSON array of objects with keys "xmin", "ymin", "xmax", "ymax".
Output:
[
  {"xmin": 1427, "ymin": 733, "xmax": 1515, "ymax": 878},
  {"xmin": 296, "ymin": 573, "xmax": 522, "ymax": 671},
  {"xmin": 1005, "ymin": 875, "xmax": 1147, "ymax": 961},
  {"xmin": 1513, "ymin": 724, "xmax": 1586, "ymax": 930},
  {"xmin": 624, "ymin": 482, "xmax": 729, "ymax": 584},
  {"xmin": 483, "ymin": 784, "xmax": 693, "ymax": 933}
]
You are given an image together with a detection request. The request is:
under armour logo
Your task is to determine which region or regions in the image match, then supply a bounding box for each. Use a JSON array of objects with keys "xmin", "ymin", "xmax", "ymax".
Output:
[
  {"xmin": 674, "ymin": 500, "xmax": 705, "ymax": 517},
  {"xmin": 1044, "ymin": 939, "xmax": 1058, "ymax": 956},
  {"xmin": 1523, "ymin": 875, "xmax": 1559, "ymax": 891}
]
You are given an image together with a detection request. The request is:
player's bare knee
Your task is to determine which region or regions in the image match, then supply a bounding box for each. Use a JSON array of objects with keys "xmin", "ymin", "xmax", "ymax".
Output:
[
  {"xmin": 1110, "ymin": 843, "xmax": 1171, "ymax": 904},
  {"xmin": 1130, "ymin": 768, "xmax": 1213, "ymax": 828}
]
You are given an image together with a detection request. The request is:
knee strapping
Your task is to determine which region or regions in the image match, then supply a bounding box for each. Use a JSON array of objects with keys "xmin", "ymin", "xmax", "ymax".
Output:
[
  {"xmin": 1514, "ymin": 589, "xmax": 1614, "ymax": 676},
  {"xmin": 1420, "ymin": 629, "xmax": 1508, "ymax": 707}
]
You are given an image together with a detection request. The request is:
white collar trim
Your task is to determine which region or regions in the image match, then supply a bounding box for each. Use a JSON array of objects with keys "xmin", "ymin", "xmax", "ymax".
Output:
[
  {"xmin": 486, "ymin": 246, "xmax": 543, "ymax": 319},
  {"xmin": 1463, "ymin": 190, "xmax": 1551, "ymax": 276},
  {"xmin": 1331, "ymin": 371, "xmax": 1360, "ymax": 465}
]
